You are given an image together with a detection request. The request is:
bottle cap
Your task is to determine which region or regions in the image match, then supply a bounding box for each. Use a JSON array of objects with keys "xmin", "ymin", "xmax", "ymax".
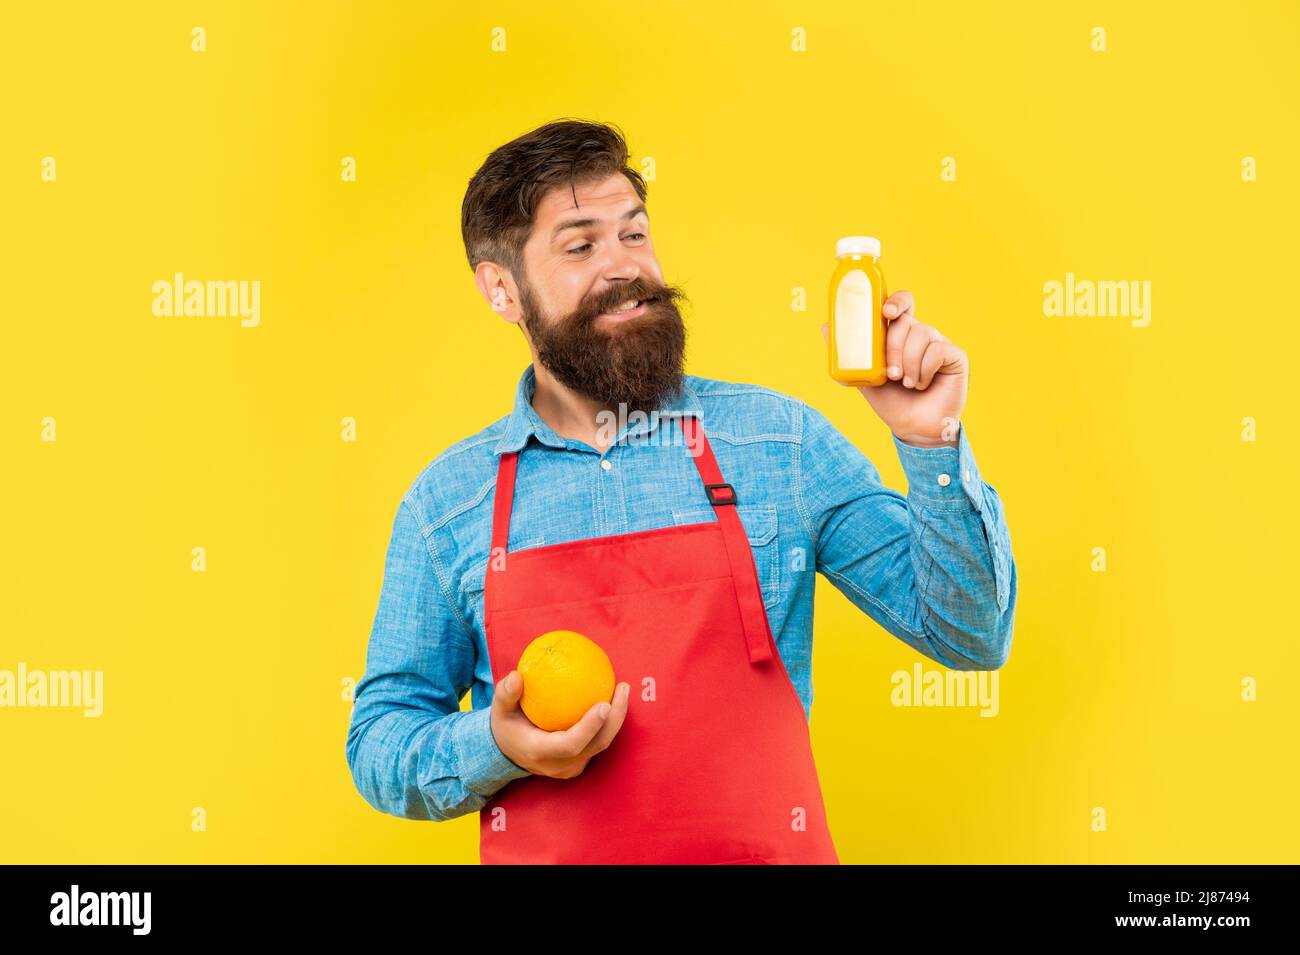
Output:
[{"xmin": 836, "ymin": 236, "xmax": 881, "ymax": 258}]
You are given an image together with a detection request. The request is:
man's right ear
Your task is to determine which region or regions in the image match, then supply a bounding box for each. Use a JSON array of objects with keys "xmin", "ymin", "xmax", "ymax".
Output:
[{"xmin": 475, "ymin": 262, "xmax": 516, "ymax": 318}]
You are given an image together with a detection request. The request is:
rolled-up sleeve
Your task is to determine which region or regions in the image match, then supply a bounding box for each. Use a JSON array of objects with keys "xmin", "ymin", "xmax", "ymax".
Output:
[
  {"xmin": 345, "ymin": 497, "xmax": 531, "ymax": 823},
  {"xmin": 796, "ymin": 402, "xmax": 1017, "ymax": 669}
]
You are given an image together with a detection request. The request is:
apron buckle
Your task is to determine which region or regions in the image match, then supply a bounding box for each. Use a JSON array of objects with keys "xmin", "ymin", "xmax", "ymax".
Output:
[{"xmin": 704, "ymin": 482, "xmax": 737, "ymax": 506}]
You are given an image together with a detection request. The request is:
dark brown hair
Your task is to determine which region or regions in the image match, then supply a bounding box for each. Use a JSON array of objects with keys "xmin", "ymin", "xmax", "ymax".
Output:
[{"xmin": 460, "ymin": 118, "xmax": 648, "ymax": 281}]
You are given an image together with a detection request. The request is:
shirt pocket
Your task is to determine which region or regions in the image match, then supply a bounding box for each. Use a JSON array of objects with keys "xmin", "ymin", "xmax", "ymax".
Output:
[
  {"xmin": 671, "ymin": 504, "xmax": 779, "ymax": 612},
  {"xmin": 459, "ymin": 535, "xmax": 547, "ymax": 617}
]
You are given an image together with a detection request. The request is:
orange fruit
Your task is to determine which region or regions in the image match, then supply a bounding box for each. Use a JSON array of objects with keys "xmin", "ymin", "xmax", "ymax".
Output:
[{"xmin": 516, "ymin": 630, "xmax": 616, "ymax": 731}]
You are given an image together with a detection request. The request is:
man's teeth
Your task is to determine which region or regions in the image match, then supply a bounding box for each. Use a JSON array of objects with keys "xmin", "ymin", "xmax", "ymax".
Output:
[{"xmin": 606, "ymin": 299, "xmax": 640, "ymax": 313}]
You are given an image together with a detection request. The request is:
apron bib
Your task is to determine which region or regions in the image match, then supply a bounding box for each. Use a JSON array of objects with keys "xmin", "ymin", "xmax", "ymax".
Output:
[{"xmin": 480, "ymin": 415, "xmax": 839, "ymax": 864}]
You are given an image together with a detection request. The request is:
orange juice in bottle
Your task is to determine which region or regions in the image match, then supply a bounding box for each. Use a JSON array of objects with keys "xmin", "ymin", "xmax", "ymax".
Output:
[{"xmin": 828, "ymin": 236, "xmax": 887, "ymax": 386}]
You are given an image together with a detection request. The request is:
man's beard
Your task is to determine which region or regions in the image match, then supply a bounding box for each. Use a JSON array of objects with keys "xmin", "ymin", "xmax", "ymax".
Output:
[{"xmin": 518, "ymin": 274, "xmax": 689, "ymax": 412}]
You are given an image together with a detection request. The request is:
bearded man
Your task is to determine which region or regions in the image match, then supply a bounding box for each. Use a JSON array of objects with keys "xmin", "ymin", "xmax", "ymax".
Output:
[{"xmin": 346, "ymin": 118, "xmax": 1017, "ymax": 865}]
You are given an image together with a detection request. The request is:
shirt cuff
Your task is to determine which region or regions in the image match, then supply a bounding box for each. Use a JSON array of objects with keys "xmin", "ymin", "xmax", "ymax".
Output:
[
  {"xmin": 451, "ymin": 704, "xmax": 532, "ymax": 798},
  {"xmin": 891, "ymin": 422, "xmax": 984, "ymax": 513}
]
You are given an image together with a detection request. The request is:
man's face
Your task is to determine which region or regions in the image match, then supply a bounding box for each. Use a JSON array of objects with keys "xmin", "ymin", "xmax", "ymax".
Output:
[{"xmin": 512, "ymin": 172, "xmax": 689, "ymax": 412}]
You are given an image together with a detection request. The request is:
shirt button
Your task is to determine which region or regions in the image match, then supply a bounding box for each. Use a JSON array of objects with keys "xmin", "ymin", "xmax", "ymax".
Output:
[
  {"xmin": 964, "ymin": 468, "xmax": 972, "ymax": 483},
  {"xmin": 937, "ymin": 473, "xmax": 951, "ymax": 487},
  {"xmin": 600, "ymin": 459, "xmax": 612, "ymax": 471}
]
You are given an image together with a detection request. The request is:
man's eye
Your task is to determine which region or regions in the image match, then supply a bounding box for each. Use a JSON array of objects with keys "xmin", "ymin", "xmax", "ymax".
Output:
[{"xmin": 566, "ymin": 234, "xmax": 646, "ymax": 255}]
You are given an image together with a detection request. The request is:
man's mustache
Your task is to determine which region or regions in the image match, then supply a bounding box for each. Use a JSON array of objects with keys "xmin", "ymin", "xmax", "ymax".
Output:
[{"xmin": 577, "ymin": 284, "xmax": 677, "ymax": 324}]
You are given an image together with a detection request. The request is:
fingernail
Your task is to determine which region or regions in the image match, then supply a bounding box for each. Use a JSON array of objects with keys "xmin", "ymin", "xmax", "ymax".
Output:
[
  {"xmin": 884, "ymin": 304, "xmax": 896, "ymax": 316},
  {"xmin": 888, "ymin": 365, "xmax": 901, "ymax": 378},
  {"xmin": 902, "ymin": 376, "xmax": 913, "ymax": 388},
  {"xmin": 598, "ymin": 703, "xmax": 611, "ymax": 719}
]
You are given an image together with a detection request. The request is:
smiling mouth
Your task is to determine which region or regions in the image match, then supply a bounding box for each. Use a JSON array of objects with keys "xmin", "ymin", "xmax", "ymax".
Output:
[{"xmin": 598, "ymin": 297, "xmax": 654, "ymax": 321}]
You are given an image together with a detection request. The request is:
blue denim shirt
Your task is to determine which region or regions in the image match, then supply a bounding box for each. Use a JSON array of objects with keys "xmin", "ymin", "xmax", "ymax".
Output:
[{"xmin": 346, "ymin": 363, "xmax": 1017, "ymax": 822}]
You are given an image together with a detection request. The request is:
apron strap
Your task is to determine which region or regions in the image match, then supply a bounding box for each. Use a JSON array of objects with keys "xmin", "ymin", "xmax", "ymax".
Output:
[
  {"xmin": 485, "ymin": 449, "xmax": 519, "ymax": 619},
  {"xmin": 681, "ymin": 416, "xmax": 775, "ymax": 665},
  {"xmin": 491, "ymin": 449, "xmax": 518, "ymax": 558}
]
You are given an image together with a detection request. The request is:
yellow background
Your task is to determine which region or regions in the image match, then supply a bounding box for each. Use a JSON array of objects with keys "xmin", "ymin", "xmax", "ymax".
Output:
[{"xmin": 2, "ymin": 1, "xmax": 1296, "ymax": 863}]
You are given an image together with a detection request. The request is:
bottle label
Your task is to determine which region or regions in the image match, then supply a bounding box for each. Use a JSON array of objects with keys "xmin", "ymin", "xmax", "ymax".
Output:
[{"xmin": 834, "ymin": 269, "xmax": 874, "ymax": 370}]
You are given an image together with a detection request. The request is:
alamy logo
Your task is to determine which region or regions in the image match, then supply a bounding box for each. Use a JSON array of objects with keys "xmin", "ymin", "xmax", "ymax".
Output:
[
  {"xmin": 1043, "ymin": 272, "xmax": 1151, "ymax": 327},
  {"xmin": 50, "ymin": 885, "xmax": 151, "ymax": 935},
  {"xmin": 891, "ymin": 663, "xmax": 999, "ymax": 717},
  {"xmin": 152, "ymin": 272, "xmax": 261, "ymax": 327},
  {"xmin": 0, "ymin": 663, "xmax": 103, "ymax": 717},
  {"xmin": 595, "ymin": 404, "xmax": 705, "ymax": 454}
]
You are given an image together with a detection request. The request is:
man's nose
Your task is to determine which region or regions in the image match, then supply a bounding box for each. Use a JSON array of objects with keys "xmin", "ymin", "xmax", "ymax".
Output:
[{"xmin": 601, "ymin": 242, "xmax": 641, "ymax": 283}]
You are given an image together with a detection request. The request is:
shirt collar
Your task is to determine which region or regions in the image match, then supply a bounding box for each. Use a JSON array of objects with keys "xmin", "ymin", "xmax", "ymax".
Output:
[{"xmin": 493, "ymin": 363, "xmax": 703, "ymax": 456}]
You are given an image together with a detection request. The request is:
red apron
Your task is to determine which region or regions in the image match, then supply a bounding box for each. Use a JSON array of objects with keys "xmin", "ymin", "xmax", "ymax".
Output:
[{"xmin": 480, "ymin": 415, "xmax": 839, "ymax": 864}]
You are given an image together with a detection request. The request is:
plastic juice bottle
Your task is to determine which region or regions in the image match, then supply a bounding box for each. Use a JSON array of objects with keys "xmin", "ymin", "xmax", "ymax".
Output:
[{"xmin": 828, "ymin": 236, "xmax": 887, "ymax": 386}]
